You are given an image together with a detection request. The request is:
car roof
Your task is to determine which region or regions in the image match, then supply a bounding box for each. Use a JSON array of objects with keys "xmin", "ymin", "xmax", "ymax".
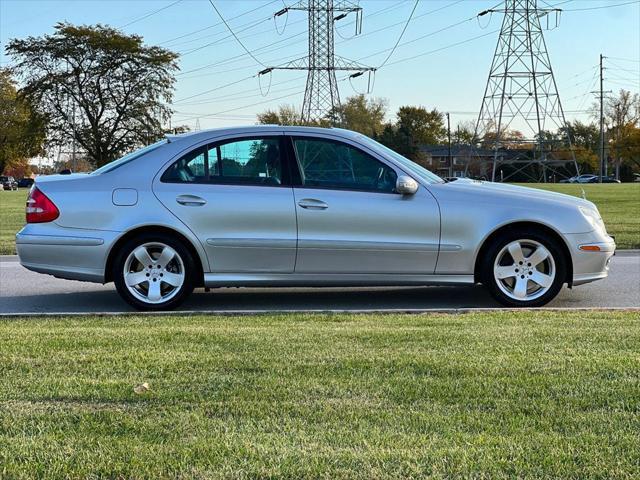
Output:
[{"xmin": 165, "ymin": 125, "xmax": 359, "ymax": 145}]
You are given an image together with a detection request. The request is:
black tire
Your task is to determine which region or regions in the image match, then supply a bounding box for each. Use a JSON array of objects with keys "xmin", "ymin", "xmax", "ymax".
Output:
[
  {"xmin": 113, "ymin": 232, "xmax": 196, "ymax": 311},
  {"xmin": 480, "ymin": 227, "xmax": 568, "ymax": 308}
]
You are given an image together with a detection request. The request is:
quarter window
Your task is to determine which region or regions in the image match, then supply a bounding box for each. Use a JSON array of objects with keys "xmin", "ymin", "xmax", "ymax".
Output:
[
  {"xmin": 161, "ymin": 147, "xmax": 209, "ymax": 183},
  {"xmin": 292, "ymin": 138, "xmax": 397, "ymax": 193}
]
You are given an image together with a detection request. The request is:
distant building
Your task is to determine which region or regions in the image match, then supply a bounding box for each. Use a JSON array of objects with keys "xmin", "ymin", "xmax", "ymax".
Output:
[
  {"xmin": 418, "ymin": 144, "xmax": 577, "ymax": 182},
  {"xmin": 418, "ymin": 145, "xmax": 496, "ymax": 179}
]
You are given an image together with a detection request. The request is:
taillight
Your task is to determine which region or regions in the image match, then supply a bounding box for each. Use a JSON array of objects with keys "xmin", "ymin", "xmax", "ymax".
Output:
[{"xmin": 26, "ymin": 187, "xmax": 59, "ymax": 223}]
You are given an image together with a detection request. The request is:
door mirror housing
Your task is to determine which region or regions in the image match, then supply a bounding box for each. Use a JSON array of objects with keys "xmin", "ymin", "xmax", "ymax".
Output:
[{"xmin": 396, "ymin": 175, "xmax": 419, "ymax": 195}]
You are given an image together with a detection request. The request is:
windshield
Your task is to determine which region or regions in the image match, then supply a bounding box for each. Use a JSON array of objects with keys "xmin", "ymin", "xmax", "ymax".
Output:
[
  {"xmin": 91, "ymin": 139, "xmax": 167, "ymax": 175},
  {"xmin": 354, "ymin": 134, "xmax": 445, "ymax": 184}
]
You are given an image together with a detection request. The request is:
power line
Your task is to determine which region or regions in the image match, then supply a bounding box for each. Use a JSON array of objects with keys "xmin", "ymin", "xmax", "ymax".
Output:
[
  {"xmin": 379, "ymin": 29, "xmax": 498, "ymax": 69},
  {"xmin": 206, "ymin": 0, "xmax": 266, "ymax": 67},
  {"xmin": 177, "ymin": 75, "xmax": 308, "ymax": 106},
  {"xmin": 174, "ymin": 75, "xmax": 257, "ymax": 103},
  {"xmin": 169, "ymin": 1, "xmax": 543, "ymax": 120},
  {"xmin": 176, "ymin": 89, "xmax": 308, "ymax": 123},
  {"xmin": 563, "ymin": 0, "xmax": 639, "ymax": 11},
  {"xmin": 607, "ymin": 56, "xmax": 640, "ymax": 64},
  {"xmin": 158, "ymin": 0, "xmax": 281, "ymax": 45},
  {"xmin": 377, "ymin": 0, "xmax": 420, "ymax": 69},
  {"xmin": 177, "ymin": 31, "xmax": 307, "ymax": 77},
  {"xmin": 176, "ymin": 0, "xmax": 407, "ymax": 78},
  {"xmin": 172, "ymin": 14, "xmax": 275, "ymax": 52},
  {"xmin": 172, "ymin": 4, "xmax": 493, "ymax": 109},
  {"xmin": 119, "ymin": 0, "xmax": 183, "ymax": 29},
  {"xmin": 178, "ymin": 15, "xmax": 273, "ymax": 57},
  {"xmin": 174, "ymin": 84, "xmax": 306, "ymax": 110}
]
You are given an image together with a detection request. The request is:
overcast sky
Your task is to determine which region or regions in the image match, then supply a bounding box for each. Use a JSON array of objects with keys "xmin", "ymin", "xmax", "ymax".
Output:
[{"xmin": 1, "ymin": 0, "xmax": 639, "ymax": 132}]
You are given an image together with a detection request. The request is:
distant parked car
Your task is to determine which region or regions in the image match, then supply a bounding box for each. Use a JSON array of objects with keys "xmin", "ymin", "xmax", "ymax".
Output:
[
  {"xmin": 587, "ymin": 176, "xmax": 621, "ymax": 184},
  {"xmin": 0, "ymin": 176, "xmax": 18, "ymax": 190},
  {"xmin": 574, "ymin": 174, "xmax": 598, "ymax": 184},
  {"xmin": 18, "ymin": 178, "xmax": 35, "ymax": 188}
]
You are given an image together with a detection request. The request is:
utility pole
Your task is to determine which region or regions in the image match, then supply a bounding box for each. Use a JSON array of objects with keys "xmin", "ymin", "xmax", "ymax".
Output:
[
  {"xmin": 446, "ymin": 112, "xmax": 452, "ymax": 178},
  {"xmin": 599, "ymin": 53, "xmax": 604, "ymax": 183},
  {"xmin": 71, "ymin": 103, "xmax": 77, "ymax": 173},
  {"xmin": 259, "ymin": 0, "xmax": 375, "ymax": 123}
]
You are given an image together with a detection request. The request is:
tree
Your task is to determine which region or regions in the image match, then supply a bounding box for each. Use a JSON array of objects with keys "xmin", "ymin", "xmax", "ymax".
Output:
[
  {"xmin": 0, "ymin": 68, "xmax": 46, "ymax": 175},
  {"xmin": 330, "ymin": 95, "xmax": 387, "ymax": 137},
  {"xmin": 556, "ymin": 120, "xmax": 599, "ymax": 172},
  {"xmin": 452, "ymin": 121, "xmax": 476, "ymax": 145},
  {"xmin": 396, "ymin": 106, "xmax": 446, "ymax": 145},
  {"xmin": 7, "ymin": 23, "xmax": 178, "ymax": 167},
  {"xmin": 256, "ymin": 104, "xmax": 328, "ymax": 127},
  {"xmin": 604, "ymin": 90, "xmax": 640, "ymax": 179},
  {"xmin": 376, "ymin": 106, "xmax": 446, "ymax": 161}
]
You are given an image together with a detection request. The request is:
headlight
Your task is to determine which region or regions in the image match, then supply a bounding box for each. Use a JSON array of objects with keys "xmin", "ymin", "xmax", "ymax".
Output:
[{"xmin": 579, "ymin": 206, "xmax": 606, "ymax": 232}]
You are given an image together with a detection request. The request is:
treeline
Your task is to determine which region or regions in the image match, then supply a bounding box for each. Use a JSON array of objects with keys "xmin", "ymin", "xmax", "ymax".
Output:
[{"xmin": 258, "ymin": 91, "xmax": 640, "ymax": 181}]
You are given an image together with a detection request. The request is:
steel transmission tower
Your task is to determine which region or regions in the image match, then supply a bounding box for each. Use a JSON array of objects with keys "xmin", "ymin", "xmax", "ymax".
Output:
[
  {"xmin": 474, "ymin": 0, "xmax": 578, "ymax": 182},
  {"xmin": 260, "ymin": 0, "xmax": 375, "ymax": 123}
]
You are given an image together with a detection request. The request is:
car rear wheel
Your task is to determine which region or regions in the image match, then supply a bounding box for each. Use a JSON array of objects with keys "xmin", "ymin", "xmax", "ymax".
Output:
[
  {"xmin": 481, "ymin": 229, "xmax": 567, "ymax": 307},
  {"xmin": 113, "ymin": 233, "xmax": 195, "ymax": 311}
]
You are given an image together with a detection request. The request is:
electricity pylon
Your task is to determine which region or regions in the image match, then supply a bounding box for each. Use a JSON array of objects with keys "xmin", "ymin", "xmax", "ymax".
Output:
[
  {"xmin": 474, "ymin": 0, "xmax": 579, "ymax": 182},
  {"xmin": 260, "ymin": 0, "xmax": 375, "ymax": 123}
]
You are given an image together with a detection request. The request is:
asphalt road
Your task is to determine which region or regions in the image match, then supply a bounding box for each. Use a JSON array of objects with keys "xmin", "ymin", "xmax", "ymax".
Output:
[{"xmin": 1, "ymin": 253, "xmax": 638, "ymax": 314}]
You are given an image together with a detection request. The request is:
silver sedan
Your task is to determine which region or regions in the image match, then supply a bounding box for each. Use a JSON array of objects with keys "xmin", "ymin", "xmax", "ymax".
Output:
[{"xmin": 17, "ymin": 126, "xmax": 615, "ymax": 310}]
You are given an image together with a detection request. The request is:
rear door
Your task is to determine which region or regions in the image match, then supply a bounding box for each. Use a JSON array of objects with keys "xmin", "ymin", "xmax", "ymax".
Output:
[
  {"xmin": 153, "ymin": 134, "xmax": 297, "ymax": 273},
  {"xmin": 287, "ymin": 134, "xmax": 440, "ymax": 274}
]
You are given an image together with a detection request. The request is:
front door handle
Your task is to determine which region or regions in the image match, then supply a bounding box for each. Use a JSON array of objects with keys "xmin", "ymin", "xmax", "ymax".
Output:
[
  {"xmin": 176, "ymin": 194, "xmax": 207, "ymax": 206},
  {"xmin": 298, "ymin": 198, "xmax": 328, "ymax": 210}
]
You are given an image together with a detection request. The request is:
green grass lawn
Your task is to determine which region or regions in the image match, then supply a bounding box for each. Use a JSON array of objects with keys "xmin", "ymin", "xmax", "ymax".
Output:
[
  {"xmin": 0, "ymin": 189, "xmax": 27, "ymax": 255},
  {"xmin": 1, "ymin": 311, "xmax": 639, "ymax": 478},
  {"xmin": 0, "ymin": 184, "xmax": 638, "ymax": 254}
]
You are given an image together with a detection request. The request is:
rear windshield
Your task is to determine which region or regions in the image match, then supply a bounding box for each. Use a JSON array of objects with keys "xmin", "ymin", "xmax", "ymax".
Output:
[{"xmin": 91, "ymin": 140, "xmax": 167, "ymax": 175}]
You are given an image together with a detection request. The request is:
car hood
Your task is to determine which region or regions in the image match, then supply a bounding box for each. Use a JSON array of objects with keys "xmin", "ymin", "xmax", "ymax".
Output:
[{"xmin": 444, "ymin": 179, "xmax": 595, "ymax": 210}]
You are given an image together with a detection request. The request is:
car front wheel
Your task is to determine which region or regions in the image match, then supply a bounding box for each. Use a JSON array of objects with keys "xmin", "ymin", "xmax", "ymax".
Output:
[
  {"xmin": 113, "ymin": 233, "xmax": 195, "ymax": 311},
  {"xmin": 481, "ymin": 229, "xmax": 567, "ymax": 307}
]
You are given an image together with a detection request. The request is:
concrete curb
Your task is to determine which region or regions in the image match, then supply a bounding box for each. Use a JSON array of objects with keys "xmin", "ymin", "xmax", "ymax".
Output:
[{"xmin": 0, "ymin": 307, "xmax": 638, "ymax": 318}]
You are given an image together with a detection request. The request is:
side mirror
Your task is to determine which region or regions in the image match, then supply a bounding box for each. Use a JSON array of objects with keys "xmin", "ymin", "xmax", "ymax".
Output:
[{"xmin": 396, "ymin": 175, "xmax": 419, "ymax": 195}]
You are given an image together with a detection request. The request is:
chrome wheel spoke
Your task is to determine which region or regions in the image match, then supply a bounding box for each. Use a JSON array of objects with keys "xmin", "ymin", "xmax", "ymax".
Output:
[
  {"xmin": 161, "ymin": 271, "xmax": 183, "ymax": 287},
  {"xmin": 495, "ymin": 265, "xmax": 516, "ymax": 279},
  {"xmin": 530, "ymin": 270, "xmax": 553, "ymax": 288},
  {"xmin": 147, "ymin": 279, "xmax": 162, "ymax": 302},
  {"xmin": 156, "ymin": 246, "xmax": 177, "ymax": 268},
  {"xmin": 507, "ymin": 242, "xmax": 526, "ymax": 264},
  {"xmin": 125, "ymin": 271, "xmax": 148, "ymax": 287},
  {"xmin": 527, "ymin": 246, "xmax": 550, "ymax": 267},
  {"xmin": 133, "ymin": 246, "xmax": 153, "ymax": 267},
  {"xmin": 513, "ymin": 276, "xmax": 528, "ymax": 299}
]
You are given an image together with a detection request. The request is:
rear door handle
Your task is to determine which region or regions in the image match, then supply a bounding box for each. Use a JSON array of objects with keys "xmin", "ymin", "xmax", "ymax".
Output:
[
  {"xmin": 297, "ymin": 198, "xmax": 328, "ymax": 210},
  {"xmin": 176, "ymin": 194, "xmax": 207, "ymax": 206}
]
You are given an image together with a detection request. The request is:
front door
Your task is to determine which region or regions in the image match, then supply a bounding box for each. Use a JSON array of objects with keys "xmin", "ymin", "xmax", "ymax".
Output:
[
  {"xmin": 288, "ymin": 135, "xmax": 440, "ymax": 274},
  {"xmin": 153, "ymin": 134, "xmax": 297, "ymax": 273}
]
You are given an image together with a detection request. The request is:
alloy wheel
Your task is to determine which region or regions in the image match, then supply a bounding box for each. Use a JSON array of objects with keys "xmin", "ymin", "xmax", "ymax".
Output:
[
  {"xmin": 123, "ymin": 242, "xmax": 185, "ymax": 304},
  {"xmin": 493, "ymin": 239, "xmax": 556, "ymax": 302}
]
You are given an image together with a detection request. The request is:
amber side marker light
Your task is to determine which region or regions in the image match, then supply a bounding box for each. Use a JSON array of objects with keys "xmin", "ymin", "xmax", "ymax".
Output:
[{"xmin": 579, "ymin": 245, "xmax": 601, "ymax": 252}]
